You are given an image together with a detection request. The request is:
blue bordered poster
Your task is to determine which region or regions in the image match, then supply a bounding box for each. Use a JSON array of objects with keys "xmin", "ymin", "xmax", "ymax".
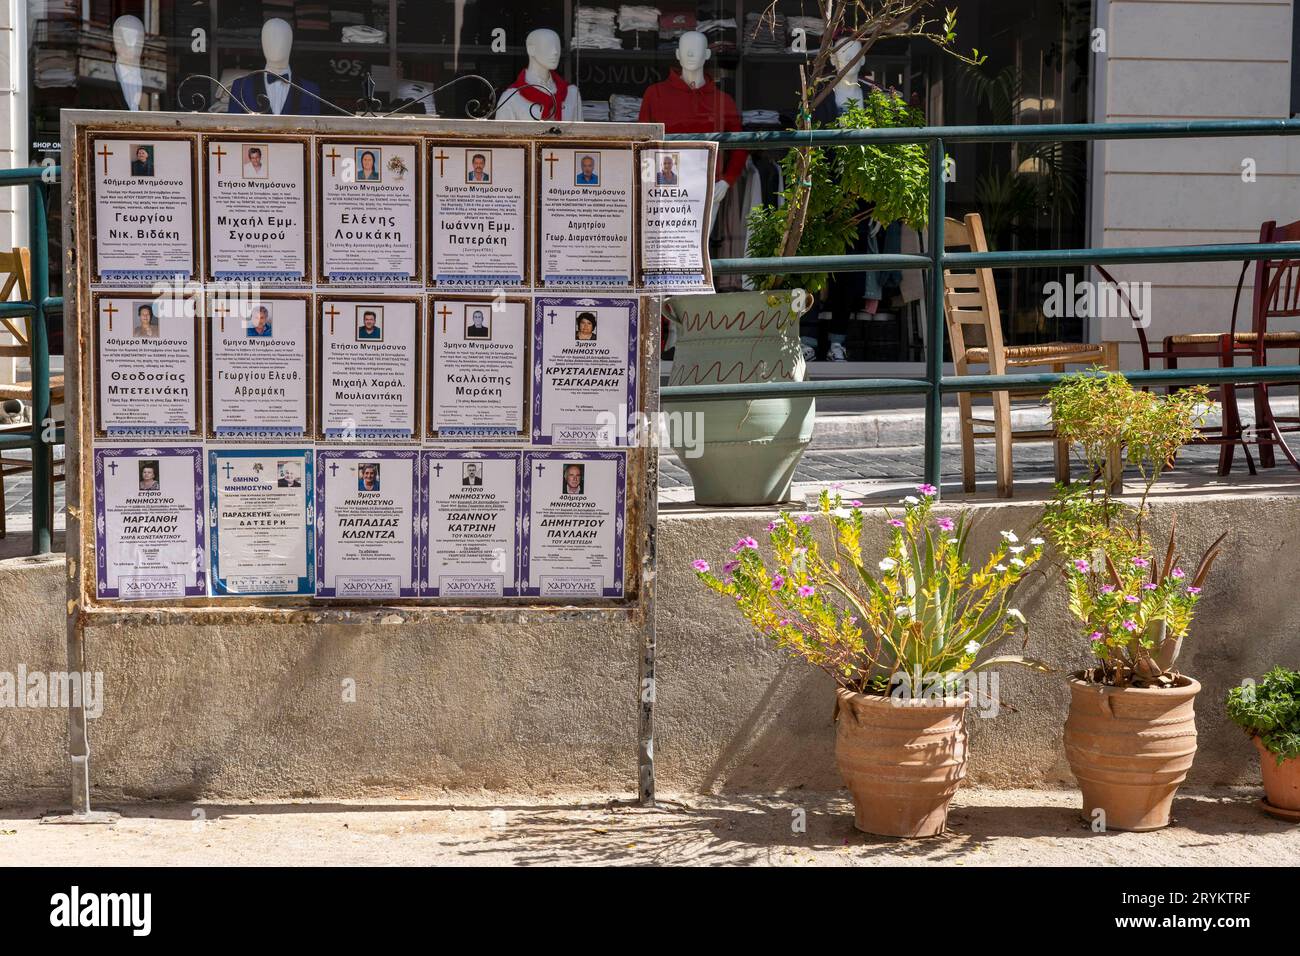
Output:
[{"xmin": 208, "ymin": 447, "xmax": 314, "ymax": 597}]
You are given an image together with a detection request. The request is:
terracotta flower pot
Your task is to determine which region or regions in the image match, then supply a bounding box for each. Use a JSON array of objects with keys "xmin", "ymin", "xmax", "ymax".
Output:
[
  {"xmin": 834, "ymin": 688, "xmax": 969, "ymax": 838},
  {"xmin": 1063, "ymin": 675, "xmax": 1200, "ymax": 831},
  {"xmin": 1254, "ymin": 737, "xmax": 1300, "ymax": 813}
]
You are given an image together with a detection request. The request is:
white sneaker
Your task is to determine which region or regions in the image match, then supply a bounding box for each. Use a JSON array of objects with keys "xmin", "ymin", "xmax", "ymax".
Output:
[{"xmin": 828, "ymin": 343, "xmax": 848, "ymax": 361}]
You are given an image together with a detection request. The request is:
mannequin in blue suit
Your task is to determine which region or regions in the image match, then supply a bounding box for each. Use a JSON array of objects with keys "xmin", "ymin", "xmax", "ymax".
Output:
[{"xmin": 228, "ymin": 18, "xmax": 323, "ymax": 116}]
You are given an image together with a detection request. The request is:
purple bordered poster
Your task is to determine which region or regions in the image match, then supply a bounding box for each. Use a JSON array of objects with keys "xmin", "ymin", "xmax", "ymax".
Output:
[
  {"xmin": 419, "ymin": 450, "xmax": 522, "ymax": 598},
  {"xmin": 520, "ymin": 450, "xmax": 626, "ymax": 599},
  {"xmin": 93, "ymin": 446, "xmax": 206, "ymax": 600},
  {"xmin": 531, "ymin": 296, "xmax": 638, "ymax": 446},
  {"xmin": 315, "ymin": 448, "xmax": 420, "ymax": 598}
]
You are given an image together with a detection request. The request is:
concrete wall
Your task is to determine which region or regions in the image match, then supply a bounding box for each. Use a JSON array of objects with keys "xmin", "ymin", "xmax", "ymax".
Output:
[
  {"xmin": 1094, "ymin": 0, "xmax": 1299, "ymax": 369},
  {"xmin": 1, "ymin": 495, "xmax": 1294, "ymax": 804}
]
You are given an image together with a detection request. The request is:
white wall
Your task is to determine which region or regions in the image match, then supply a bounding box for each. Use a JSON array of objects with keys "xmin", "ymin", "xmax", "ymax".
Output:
[{"xmin": 1094, "ymin": 0, "xmax": 1300, "ymax": 368}]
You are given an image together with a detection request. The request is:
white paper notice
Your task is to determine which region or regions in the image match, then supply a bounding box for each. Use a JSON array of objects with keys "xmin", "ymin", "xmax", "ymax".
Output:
[
  {"xmin": 94, "ymin": 447, "xmax": 205, "ymax": 600},
  {"xmin": 429, "ymin": 142, "xmax": 529, "ymax": 289},
  {"xmin": 638, "ymin": 145, "xmax": 713, "ymax": 290},
  {"xmin": 428, "ymin": 297, "xmax": 527, "ymax": 439},
  {"xmin": 209, "ymin": 448, "xmax": 314, "ymax": 596},
  {"xmin": 209, "ymin": 297, "xmax": 309, "ymax": 438},
  {"xmin": 319, "ymin": 299, "xmax": 419, "ymax": 440},
  {"xmin": 319, "ymin": 141, "xmax": 419, "ymax": 282},
  {"xmin": 421, "ymin": 451, "xmax": 521, "ymax": 597},
  {"xmin": 96, "ymin": 295, "xmax": 199, "ymax": 437},
  {"xmin": 316, "ymin": 450, "xmax": 419, "ymax": 598},
  {"xmin": 522, "ymin": 451, "xmax": 626, "ymax": 598},
  {"xmin": 206, "ymin": 138, "xmax": 308, "ymax": 282},
  {"xmin": 538, "ymin": 145, "xmax": 634, "ymax": 288},
  {"xmin": 92, "ymin": 137, "xmax": 195, "ymax": 281},
  {"xmin": 532, "ymin": 296, "xmax": 638, "ymax": 446}
]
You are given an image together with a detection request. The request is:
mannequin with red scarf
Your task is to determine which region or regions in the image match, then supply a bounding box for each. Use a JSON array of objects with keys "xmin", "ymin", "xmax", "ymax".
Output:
[
  {"xmin": 496, "ymin": 28, "xmax": 583, "ymax": 122},
  {"xmin": 638, "ymin": 31, "xmax": 746, "ymax": 224}
]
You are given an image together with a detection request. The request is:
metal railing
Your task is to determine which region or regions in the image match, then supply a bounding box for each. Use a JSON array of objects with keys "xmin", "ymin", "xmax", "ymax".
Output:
[
  {"xmin": 664, "ymin": 118, "xmax": 1300, "ymax": 492},
  {"xmin": 0, "ymin": 167, "xmax": 62, "ymax": 555}
]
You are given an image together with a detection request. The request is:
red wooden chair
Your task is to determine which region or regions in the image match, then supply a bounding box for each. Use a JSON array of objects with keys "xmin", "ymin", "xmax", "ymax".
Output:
[{"xmin": 1096, "ymin": 218, "xmax": 1300, "ymax": 474}]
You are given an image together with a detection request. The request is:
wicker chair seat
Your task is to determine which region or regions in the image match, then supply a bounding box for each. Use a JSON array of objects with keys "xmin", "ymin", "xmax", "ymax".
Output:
[{"xmin": 963, "ymin": 342, "xmax": 1106, "ymax": 366}]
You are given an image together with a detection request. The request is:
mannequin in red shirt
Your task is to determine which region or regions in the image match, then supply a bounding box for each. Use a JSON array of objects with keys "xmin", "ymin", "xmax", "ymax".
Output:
[{"xmin": 638, "ymin": 31, "xmax": 746, "ymax": 223}]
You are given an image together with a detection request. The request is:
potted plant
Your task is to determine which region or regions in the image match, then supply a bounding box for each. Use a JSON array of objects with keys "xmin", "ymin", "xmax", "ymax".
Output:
[
  {"xmin": 1226, "ymin": 667, "xmax": 1300, "ymax": 821},
  {"xmin": 1043, "ymin": 371, "xmax": 1226, "ymax": 831},
  {"xmin": 664, "ymin": 2, "xmax": 980, "ymax": 506},
  {"xmin": 693, "ymin": 485, "xmax": 1048, "ymax": 837}
]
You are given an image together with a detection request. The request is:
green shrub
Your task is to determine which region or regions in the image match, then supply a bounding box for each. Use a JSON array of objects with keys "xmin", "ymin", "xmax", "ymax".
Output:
[{"xmin": 1226, "ymin": 666, "xmax": 1300, "ymax": 765}]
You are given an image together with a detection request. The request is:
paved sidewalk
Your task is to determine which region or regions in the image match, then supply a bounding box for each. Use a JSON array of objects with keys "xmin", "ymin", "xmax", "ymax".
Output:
[{"xmin": 3, "ymin": 789, "xmax": 1296, "ymax": 866}]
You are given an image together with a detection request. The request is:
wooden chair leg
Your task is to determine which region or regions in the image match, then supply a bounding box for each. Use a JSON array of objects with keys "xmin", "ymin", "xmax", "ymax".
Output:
[
  {"xmin": 0, "ymin": 465, "xmax": 6, "ymax": 539},
  {"xmin": 992, "ymin": 389, "xmax": 1013, "ymax": 498},
  {"xmin": 1051, "ymin": 363, "xmax": 1070, "ymax": 485},
  {"xmin": 957, "ymin": 392, "xmax": 976, "ymax": 493}
]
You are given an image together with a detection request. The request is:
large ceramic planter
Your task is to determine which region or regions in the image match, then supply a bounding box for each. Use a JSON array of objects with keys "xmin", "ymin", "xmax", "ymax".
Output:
[
  {"xmin": 1254, "ymin": 738, "xmax": 1300, "ymax": 817},
  {"xmin": 663, "ymin": 290, "xmax": 815, "ymax": 505},
  {"xmin": 833, "ymin": 688, "xmax": 969, "ymax": 838},
  {"xmin": 1063, "ymin": 675, "xmax": 1200, "ymax": 831}
]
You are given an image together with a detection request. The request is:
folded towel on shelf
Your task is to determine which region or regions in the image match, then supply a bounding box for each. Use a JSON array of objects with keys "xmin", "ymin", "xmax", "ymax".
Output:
[
  {"xmin": 575, "ymin": 6, "xmax": 622, "ymax": 49},
  {"xmin": 742, "ymin": 109, "xmax": 781, "ymax": 126},
  {"xmin": 341, "ymin": 25, "xmax": 386, "ymax": 43},
  {"xmin": 583, "ymin": 99, "xmax": 612, "ymax": 122},
  {"xmin": 617, "ymin": 5, "xmax": 659, "ymax": 32},
  {"xmin": 744, "ymin": 11, "xmax": 786, "ymax": 51},
  {"xmin": 610, "ymin": 93, "xmax": 643, "ymax": 123},
  {"xmin": 658, "ymin": 11, "xmax": 696, "ymax": 39}
]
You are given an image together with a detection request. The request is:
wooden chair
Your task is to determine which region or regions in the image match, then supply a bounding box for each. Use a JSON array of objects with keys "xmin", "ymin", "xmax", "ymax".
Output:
[
  {"xmin": 943, "ymin": 214, "xmax": 1119, "ymax": 497},
  {"xmin": 0, "ymin": 247, "xmax": 65, "ymax": 538}
]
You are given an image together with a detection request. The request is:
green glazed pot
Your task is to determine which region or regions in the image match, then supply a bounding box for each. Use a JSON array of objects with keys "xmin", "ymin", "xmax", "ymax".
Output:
[{"xmin": 664, "ymin": 290, "xmax": 815, "ymax": 505}]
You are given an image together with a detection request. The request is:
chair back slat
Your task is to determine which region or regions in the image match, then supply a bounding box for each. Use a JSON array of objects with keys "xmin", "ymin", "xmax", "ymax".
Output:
[
  {"xmin": 943, "ymin": 214, "xmax": 1005, "ymax": 371},
  {"xmin": 1254, "ymin": 220, "xmax": 1300, "ymax": 330}
]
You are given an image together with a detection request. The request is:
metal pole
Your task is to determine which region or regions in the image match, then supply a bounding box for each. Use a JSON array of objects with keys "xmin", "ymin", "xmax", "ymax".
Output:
[
  {"xmin": 924, "ymin": 139, "xmax": 946, "ymax": 492},
  {"xmin": 28, "ymin": 180, "xmax": 51, "ymax": 555}
]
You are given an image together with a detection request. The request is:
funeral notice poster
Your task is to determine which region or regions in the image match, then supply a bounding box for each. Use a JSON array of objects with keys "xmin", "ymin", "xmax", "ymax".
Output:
[
  {"xmin": 205, "ymin": 137, "xmax": 309, "ymax": 282},
  {"xmin": 420, "ymin": 451, "xmax": 521, "ymax": 598},
  {"xmin": 208, "ymin": 296, "xmax": 310, "ymax": 439},
  {"xmin": 521, "ymin": 451, "xmax": 626, "ymax": 599},
  {"xmin": 316, "ymin": 449, "xmax": 419, "ymax": 598},
  {"xmin": 428, "ymin": 296, "xmax": 528, "ymax": 439},
  {"xmin": 319, "ymin": 140, "xmax": 420, "ymax": 283},
  {"xmin": 429, "ymin": 141, "xmax": 529, "ymax": 289},
  {"xmin": 637, "ymin": 143, "xmax": 715, "ymax": 290},
  {"xmin": 95, "ymin": 294, "xmax": 200, "ymax": 438},
  {"xmin": 537, "ymin": 144, "xmax": 634, "ymax": 288},
  {"xmin": 532, "ymin": 297, "xmax": 638, "ymax": 445},
  {"xmin": 91, "ymin": 136, "xmax": 196, "ymax": 282},
  {"xmin": 319, "ymin": 298, "xmax": 420, "ymax": 440},
  {"xmin": 208, "ymin": 448, "xmax": 314, "ymax": 596},
  {"xmin": 94, "ymin": 446, "xmax": 205, "ymax": 600}
]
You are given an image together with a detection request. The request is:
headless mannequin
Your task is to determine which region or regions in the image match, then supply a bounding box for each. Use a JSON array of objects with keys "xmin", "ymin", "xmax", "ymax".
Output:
[
  {"xmin": 496, "ymin": 29, "xmax": 582, "ymax": 122},
  {"xmin": 112, "ymin": 15, "xmax": 147, "ymax": 111},
  {"xmin": 261, "ymin": 18, "xmax": 293, "ymax": 115},
  {"xmin": 638, "ymin": 32, "xmax": 746, "ymax": 227},
  {"xmin": 832, "ymin": 39, "xmax": 867, "ymax": 111}
]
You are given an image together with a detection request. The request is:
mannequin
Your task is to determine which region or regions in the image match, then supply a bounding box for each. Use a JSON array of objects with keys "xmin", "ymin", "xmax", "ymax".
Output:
[
  {"xmin": 813, "ymin": 37, "xmax": 876, "ymax": 125},
  {"xmin": 112, "ymin": 15, "xmax": 149, "ymax": 111},
  {"xmin": 496, "ymin": 29, "xmax": 582, "ymax": 122},
  {"xmin": 229, "ymin": 18, "xmax": 322, "ymax": 115},
  {"xmin": 638, "ymin": 32, "xmax": 746, "ymax": 223}
]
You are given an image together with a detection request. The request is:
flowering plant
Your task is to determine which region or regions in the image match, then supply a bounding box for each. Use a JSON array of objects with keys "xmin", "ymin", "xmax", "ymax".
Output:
[
  {"xmin": 692, "ymin": 486, "xmax": 1050, "ymax": 698},
  {"xmin": 1044, "ymin": 371, "xmax": 1225, "ymax": 686}
]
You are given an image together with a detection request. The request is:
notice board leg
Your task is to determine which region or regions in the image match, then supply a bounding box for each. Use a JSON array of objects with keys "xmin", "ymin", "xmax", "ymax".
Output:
[
  {"xmin": 44, "ymin": 615, "xmax": 117, "ymax": 824},
  {"xmin": 638, "ymin": 616, "xmax": 655, "ymax": 806}
]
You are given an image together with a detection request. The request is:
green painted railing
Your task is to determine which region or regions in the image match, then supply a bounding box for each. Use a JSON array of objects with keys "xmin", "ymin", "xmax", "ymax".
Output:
[
  {"xmin": 0, "ymin": 167, "xmax": 61, "ymax": 555},
  {"xmin": 664, "ymin": 118, "xmax": 1300, "ymax": 493}
]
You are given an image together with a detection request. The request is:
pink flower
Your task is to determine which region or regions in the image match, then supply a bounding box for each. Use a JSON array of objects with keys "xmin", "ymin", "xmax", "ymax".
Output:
[
  {"xmin": 888, "ymin": 519, "xmax": 906, "ymax": 528},
  {"xmin": 1074, "ymin": 559, "xmax": 1090, "ymax": 573},
  {"xmin": 917, "ymin": 483, "xmax": 938, "ymax": 497},
  {"xmin": 1124, "ymin": 594, "xmax": 1140, "ymax": 604},
  {"xmin": 771, "ymin": 575, "xmax": 785, "ymax": 590},
  {"xmin": 730, "ymin": 536, "xmax": 758, "ymax": 553},
  {"xmin": 723, "ymin": 560, "xmax": 739, "ymax": 574},
  {"xmin": 1186, "ymin": 586, "xmax": 1202, "ymax": 595},
  {"xmin": 1122, "ymin": 619, "xmax": 1139, "ymax": 632},
  {"xmin": 1141, "ymin": 582, "xmax": 1158, "ymax": 591},
  {"xmin": 1100, "ymin": 585, "xmax": 1115, "ymax": 594},
  {"xmin": 691, "ymin": 559, "xmax": 709, "ymax": 573},
  {"xmin": 797, "ymin": 585, "xmax": 816, "ymax": 598},
  {"xmin": 767, "ymin": 520, "xmax": 779, "ymax": 531},
  {"xmin": 1170, "ymin": 568, "xmax": 1186, "ymax": 580},
  {"xmin": 848, "ymin": 500, "xmax": 863, "ymax": 508},
  {"xmin": 936, "ymin": 518, "xmax": 955, "ymax": 532},
  {"xmin": 797, "ymin": 515, "xmax": 815, "ymax": 524},
  {"xmin": 1089, "ymin": 631, "xmax": 1104, "ymax": 642},
  {"xmin": 778, "ymin": 618, "xmax": 790, "ymax": 627},
  {"xmin": 1132, "ymin": 557, "xmax": 1150, "ymax": 568}
]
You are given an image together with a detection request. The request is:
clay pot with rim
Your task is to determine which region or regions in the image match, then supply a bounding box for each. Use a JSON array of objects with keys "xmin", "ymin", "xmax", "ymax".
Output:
[
  {"xmin": 1063, "ymin": 674, "xmax": 1200, "ymax": 831},
  {"xmin": 834, "ymin": 688, "xmax": 969, "ymax": 838},
  {"xmin": 1254, "ymin": 738, "xmax": 1300, "ymax": 815}
]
